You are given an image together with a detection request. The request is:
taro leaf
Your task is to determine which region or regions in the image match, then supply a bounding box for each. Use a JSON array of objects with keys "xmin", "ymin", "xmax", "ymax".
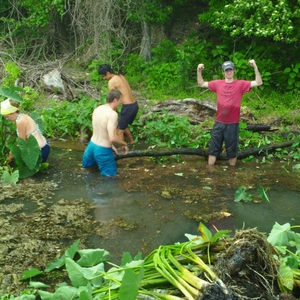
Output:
[
  {"xmin": 28, "ymin": 281, "xmax": 50, "ymax": 289},
  {"xmin": 1, "ymin": 169, "xmax": 19, "ymax": 183},
  {"xmin": 198, "ymin": 222, "xmax": 212, "ymax": 242},
  {"xmin": 8, "ymin": 136, "xmax": 41, "ymax": 178},
  {"xmin": 257, "ymin": 185, "xmax": 270, "ymax": 202},
  {"xmin": 65, "ymin": 257, "xmax": 88, "ymax": 288},
  {"xmin": 19, "ymin": 268, "xmax": 43, "ymax": 281},
  {"xmin": 11, "ymin": 296, "xmax": 35, "ymax": 300},
  {"xmin": 65, "ymin": 239, "xmax": 80, "ymax": 259},
  {"xmin": 0, "ymin": 86, "xmax": 23, "ymax": 102},
  {"xmin": 8, "ymin": 143, "xmax": 22, "ymax": 165},
  {"xmin": 45, "ymin": 254, "xmax": 66, "ymax": 272},
  {"xmin": 286, "ymin": 256, "xmax": 299, "ymax": 269},
  {"xmin": 18, "ymin": 162, "xmax": 40, "ymax": 179},
  {"xmin": 81, "ymin": 263, "xmax": 105, "ymax": 287},
  {"xmin": 77, "ymin": 249, "xmax": 110, "ymax": 267},
  {"xmin": 134, "ymin": 252, "xmax": 142, "ymax": 260},
  {"xmin": 104, "ymin": 267, "xmax": 124, "ymax": 289},
  {"xmin": 49, "ymin": 285, "xmax": 78, "ymax": 300},
  {"xmin": 17, "ymin": 136, "xmax": 40, "ymax": 170},
  {"xmin": 37, "ymin": 290, "xmax": 54, "ymax": 300},
  {"xmin": 234, "ymin": 185, "xmax": 252, "ymax": 202},
  {"xmin": 267, "ymin": 222, "xmax": 291, "ymax": 246},
  {"xmin": 121, "ymin": 252, "xmax": 133, "ymax": 266},
  {"xmin": 78, "ymin": 283, "xmax": 93, "ymax": 300},
  {"xmin": 118, "ymin": 266, "xmax": 144, "ymax": 300},
  {"xmin": 278, "ymin": 263, "xmax": 294, "ymax": 291}
]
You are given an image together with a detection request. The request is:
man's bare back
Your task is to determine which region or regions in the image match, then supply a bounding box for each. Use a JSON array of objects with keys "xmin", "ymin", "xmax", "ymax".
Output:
[
  {"xmin": 97, "ymin": 64, "xmax": 139, "ymax": 144},
  {"xmin": 91, "ymin": 104, "xmax": 118, "ymax": 148},
  {"xmin": 108, "ymin": 74, "xmax": 136, "ymax": 105}
]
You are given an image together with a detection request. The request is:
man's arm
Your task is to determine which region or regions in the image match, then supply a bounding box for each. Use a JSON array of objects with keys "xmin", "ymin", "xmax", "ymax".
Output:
[
  {"xmin": 197, "ymin": 63, "xmax": 209, "ymax": 88},
  {"xmin": 107, "ymin": 112, "xmax": 128, "ymax": 154},
  {"xmin": 249, "ymin": 59, "xmax": 263, "ymax": 87}
]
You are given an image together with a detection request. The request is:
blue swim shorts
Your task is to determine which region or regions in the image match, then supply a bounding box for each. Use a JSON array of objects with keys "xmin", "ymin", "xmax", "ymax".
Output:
[
  {"xmin": 82, "ymin": 141, "xmax": 117, "ymax": 176},
  {"xmin": 41, "ymin": 142, "xmax": 50, "ymax": 162}
]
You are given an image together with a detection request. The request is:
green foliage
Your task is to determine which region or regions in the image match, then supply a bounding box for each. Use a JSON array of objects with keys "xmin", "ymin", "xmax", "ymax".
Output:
[
  {"xmin": 38, "ymin": 96, "xmax": 99, "ymax": 140},
  {"xmin": 283, "ymin": 63, "xmax": 300, "ymax": 91},
  {"xmin": 3, "ymin": 61, "xmax": 22, "ymax": 86},
  {"xmin": 124, "ymin": 0, "xmax": 173, "ymax": 24},
  {"xmin": 21, "ymin": 87, "xmax": 39, "ymax": 111},
  {"xmin": 9, "ymin": 136, "xmax": 42, "ymax": 179},
  {"xmin": 201, "ymin": 0, "xmax": 300, "ymax": 43},
  {"xmin": 138, "ymin": 109, "xmax": 204, "ymax": 148},
  {"xmin": 267, "ymin": 222, "xmax": 300, "ymax": 293},
  {"xmin": 234, "ymin": 185, "xmax": 270, "ymax": 202}
]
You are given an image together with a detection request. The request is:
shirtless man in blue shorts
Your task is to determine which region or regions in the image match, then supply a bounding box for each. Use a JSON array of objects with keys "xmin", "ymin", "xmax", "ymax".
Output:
[
  {"xmin": 81, "ymin": 89, "xmax": 128, "ymax": 176},
  {"xmin": 98, "ymin": 64, "xmax": 139, "ymax": 144}
]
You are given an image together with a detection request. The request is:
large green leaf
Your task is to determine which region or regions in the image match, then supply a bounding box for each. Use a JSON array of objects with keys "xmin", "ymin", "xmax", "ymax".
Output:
[
  {"xmin": 118, "ymin": 266, "xmax": 144, "ymax": 300},
  {"xmin": 17, "ymin": 136, "xmax": 40, "ymax": 170},
  {"xmin": 0, "ymin": 86, "xmax": 23, "ymax": 102},
  {"xmin": 19, "ymin": 268, "xmax": 43, "ymax": 281},
  {"xmin": 267, "ymin": 222, "xmax": 291, "ymax": 246},
  {"xmin": 257, "ymin": 185, "xmax": 270, "ymax": 202},
  {"xmin": 82, "ymin": 263, "xmax": 105, "ymax": 287},
  {"xmin": 277, "ymin": 263, "xmax": 294, "ymax": 292},
  {"xmin": 45, "ymin": 240, "xmax": 80, "ymax": 272},
  {"xmin": 1, "ymin": 169, "xmax": 19, "ymax": 183},
  {"xmin": 77, "ymin": 249, "xmax": 110, "ymax": 267},
  {"xmin": 65, "ymin": 239, "xmax": 80, "ymax": 259},
  {"xmin": 39, "ymin": 285, "xmax": 78, "ymax": 300},
  {"xmin": 45, "ymin": 254, "xmax": 66, "ymax": 272},
  {"xmin": 11, "ymin": 296, "xmax": 35, "ymax": 300},
  {"xmin": 234, "ymin": 186, "xmax": 252, "ymax": 202},
  {"xmin": 65, "ymin": 257, "xmax": 88, "ymax": 288}
]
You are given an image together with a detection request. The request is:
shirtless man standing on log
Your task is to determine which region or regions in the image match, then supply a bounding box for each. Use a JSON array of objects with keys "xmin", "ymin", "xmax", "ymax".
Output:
[{"xmin": 98, "ymin": 64, "xmax": 139, "ymax": 144}]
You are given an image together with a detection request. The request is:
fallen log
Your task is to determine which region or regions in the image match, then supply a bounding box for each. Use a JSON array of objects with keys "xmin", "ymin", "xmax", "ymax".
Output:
[{"xmin": 115, "ymin": 141, "xmax": 295, "ymax": 160}]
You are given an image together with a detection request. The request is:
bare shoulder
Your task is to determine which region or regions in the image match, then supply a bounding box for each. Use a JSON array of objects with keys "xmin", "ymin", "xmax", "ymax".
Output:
[{"xmin": 108, "ymin": 75, "xmax": 122, "ymax": 89}]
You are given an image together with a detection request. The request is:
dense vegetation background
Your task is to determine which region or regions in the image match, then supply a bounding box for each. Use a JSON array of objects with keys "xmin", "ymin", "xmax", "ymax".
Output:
[{"xmin": 1, "ymin": 0, "xmax": 300, "ymax": 166}]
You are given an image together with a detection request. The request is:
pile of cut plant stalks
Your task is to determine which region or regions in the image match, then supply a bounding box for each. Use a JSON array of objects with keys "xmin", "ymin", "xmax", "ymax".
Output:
[{"xmin": 13, "ymin": 223, "xmax": 300, "ymax": 300}]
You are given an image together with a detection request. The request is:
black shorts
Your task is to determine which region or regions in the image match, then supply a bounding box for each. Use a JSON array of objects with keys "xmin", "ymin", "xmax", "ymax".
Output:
[
  {"xmin": 208, "ymin": 122, "xmax": 239, "ymax": 158},
  {"xmin": 118, "ymin": 102, "xmax": 139, "ymax": 130}
]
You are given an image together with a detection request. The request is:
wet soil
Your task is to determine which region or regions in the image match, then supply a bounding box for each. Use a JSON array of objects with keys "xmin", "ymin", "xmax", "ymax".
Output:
[{"xmin": 1, "ymin": 153, "xmax": 300, "ymax": 297}]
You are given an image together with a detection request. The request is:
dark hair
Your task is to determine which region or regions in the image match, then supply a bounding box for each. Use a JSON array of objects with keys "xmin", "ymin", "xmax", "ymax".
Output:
[
  {"xmin": 98, "ymin": 64, "xmax": 114, "ymax": 75},
  {"xmin": 106, "ymin": 89, "xmax": 122, "ymax": 103}
]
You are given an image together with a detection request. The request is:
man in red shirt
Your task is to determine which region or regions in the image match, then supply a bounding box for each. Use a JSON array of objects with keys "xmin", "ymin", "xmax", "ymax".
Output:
[{"xmin": 197, "ymin": 60, "xmax": 263, "ymax": 166}]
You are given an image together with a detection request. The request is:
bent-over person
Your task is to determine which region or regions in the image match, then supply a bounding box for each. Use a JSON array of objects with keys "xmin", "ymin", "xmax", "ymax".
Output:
[{"xmin": 81, "ymin": 89, "xmax": 128, "ymax": 177}]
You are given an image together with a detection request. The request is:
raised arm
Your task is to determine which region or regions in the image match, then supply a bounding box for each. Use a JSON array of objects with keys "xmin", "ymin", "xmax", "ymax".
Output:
[
  {"xmin": 197, "ymin": 63, "xmax": 209, "ymax": 88},
  {"xmin": 249, "ymin": 59, "xmax": 263, "ymax": 87}
]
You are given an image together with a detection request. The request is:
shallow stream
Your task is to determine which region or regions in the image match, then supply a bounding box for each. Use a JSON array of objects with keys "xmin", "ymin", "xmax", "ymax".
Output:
[{"xmin": 36, "ymin": 142, "xmax": 300, "ymax": 261}]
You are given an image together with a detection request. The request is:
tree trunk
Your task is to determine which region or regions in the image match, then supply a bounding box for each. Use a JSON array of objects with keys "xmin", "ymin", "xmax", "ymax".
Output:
[
  {"xmin": 139, "ymin": 19, "xmax": 152, "ymax": 61},
  {"xmin": 115, "ymin": 141, "xmax": 295, "ymax": 160}
]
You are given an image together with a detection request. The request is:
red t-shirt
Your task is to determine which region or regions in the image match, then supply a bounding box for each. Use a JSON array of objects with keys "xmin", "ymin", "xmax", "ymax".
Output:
[{"xmin": 208, "ymin": 80, "xmax": 251, "ymax": 124}]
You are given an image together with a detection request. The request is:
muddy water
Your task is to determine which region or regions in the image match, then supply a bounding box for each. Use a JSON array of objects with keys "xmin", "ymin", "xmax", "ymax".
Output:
[{"xmin": 37, "ymin": 142, "xmax": 300, "ymax": 261}]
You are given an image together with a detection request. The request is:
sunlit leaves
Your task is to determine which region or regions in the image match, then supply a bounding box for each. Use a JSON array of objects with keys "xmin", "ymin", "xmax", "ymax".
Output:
[{"xmin": 200, "ymin": 0, "xmax": 300, "ymax": 43}]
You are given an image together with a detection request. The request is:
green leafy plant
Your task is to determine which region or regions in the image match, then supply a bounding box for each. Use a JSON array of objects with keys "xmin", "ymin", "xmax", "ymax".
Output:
[
  {"xmin": 267, "ymin": 222, "xmax": 300, "ymax": 293},
  {"xmin": 3, "ymin": 61, "xmax": 22, "ymax": 86},
  {"xmin": 234, "ymin": 185, "xmax": 270, "ymax": 203}
]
